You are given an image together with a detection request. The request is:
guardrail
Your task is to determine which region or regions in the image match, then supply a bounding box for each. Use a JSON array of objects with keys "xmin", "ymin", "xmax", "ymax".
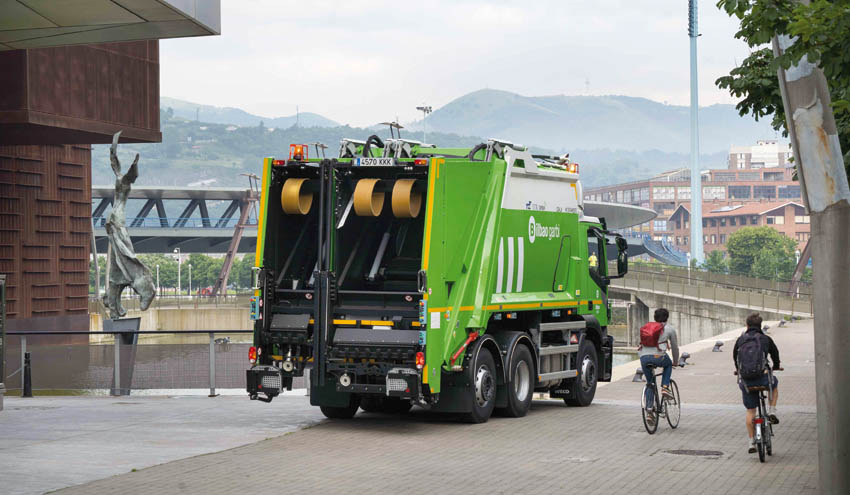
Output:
[
  {"xmin": 4, "ymin": 330, "xmax": 257, "ymax": 397},
  {"xmin": 611, "ymin": 269, "xmax": 813, "ymax": 317},
  {"xmin": 625, "ymin": 265, "xmax": 812, "ymax": 297}
]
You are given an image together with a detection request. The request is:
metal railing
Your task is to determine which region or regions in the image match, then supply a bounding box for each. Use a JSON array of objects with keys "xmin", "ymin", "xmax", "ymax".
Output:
[
  {"xmin": 4, "ymin": 330, "xmax": 257, "ymax": 396},
  {"xmin": 611, "ymin": 268, "xmax": 813, "ymax": 317},
  {"xmin": 92, "ymin": 216, "xmax": 258, "ymax": 229},
  {"xmin": 88, "ymin": 293, "xmax": 253, "ymax": 312}
]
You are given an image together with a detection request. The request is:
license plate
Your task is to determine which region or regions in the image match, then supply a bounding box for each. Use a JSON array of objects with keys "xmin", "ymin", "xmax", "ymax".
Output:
[{"xmin": 356, "ymin": 157, "xmax": 394, "ymax": 166}]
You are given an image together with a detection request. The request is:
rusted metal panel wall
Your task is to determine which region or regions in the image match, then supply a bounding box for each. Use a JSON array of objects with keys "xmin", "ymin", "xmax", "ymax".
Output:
[
  {"xmin": 0, "ymin": 144, "xmax": 91, "ymax": 332},
  {"xmin": 0, "ymin": 41, "xmax": 160, "ymax": 144}
]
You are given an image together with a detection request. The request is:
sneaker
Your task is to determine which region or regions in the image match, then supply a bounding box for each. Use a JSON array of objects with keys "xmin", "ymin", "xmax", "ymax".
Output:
[
  {"xmin": 662, "ymin": 386, "xmax": 674, "ymax": 400},
  {"xmin": 645, "ymin": 409, "xmax": 656, "ymax": 427},
  {"xmin": 748, "ymin": 439, "xmax": 757, "ymax": 454},
  {"xmin": 768, "ymin": 406, "xmax": 779, "ymax": 424}
]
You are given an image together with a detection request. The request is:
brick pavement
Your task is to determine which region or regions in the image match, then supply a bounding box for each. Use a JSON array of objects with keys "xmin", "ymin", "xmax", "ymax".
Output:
[{"xmin": 52, "ymin": 320, "xmax": 817, "ymax": 494}]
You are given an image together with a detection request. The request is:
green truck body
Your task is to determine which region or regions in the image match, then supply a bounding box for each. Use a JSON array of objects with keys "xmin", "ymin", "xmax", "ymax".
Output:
[{"xmin": 247, "ymin": 137, "xmax": 627, "ymax": 422}]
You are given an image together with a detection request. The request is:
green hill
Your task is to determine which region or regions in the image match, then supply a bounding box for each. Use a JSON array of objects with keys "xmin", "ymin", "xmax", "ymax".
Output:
[{"xmin": 161, "ymin": 97, "xmax": 338, "ymax": 128}]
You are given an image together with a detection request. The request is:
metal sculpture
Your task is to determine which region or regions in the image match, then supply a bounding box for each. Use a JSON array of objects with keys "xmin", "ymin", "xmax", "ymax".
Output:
[{"xmin": 103, "ymin": 131, "xmax": 155, "ymax": 319}]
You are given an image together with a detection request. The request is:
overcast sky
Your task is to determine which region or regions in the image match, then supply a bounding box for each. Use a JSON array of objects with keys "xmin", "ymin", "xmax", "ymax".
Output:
[{"xmin": 160, "ymin": 0, "xmax": 754, "ymax": 128}]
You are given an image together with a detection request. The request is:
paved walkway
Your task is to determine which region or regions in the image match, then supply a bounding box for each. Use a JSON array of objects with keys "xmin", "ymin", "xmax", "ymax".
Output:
[{"xmin": 43, "ymin": 319, "xmax": 817, "ymax": 495}]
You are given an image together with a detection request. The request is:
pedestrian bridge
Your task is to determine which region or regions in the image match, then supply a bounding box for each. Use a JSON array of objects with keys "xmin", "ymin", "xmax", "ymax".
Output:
[{"xmin": 91, "ymin": 185, "xmax": 258, "ymax": 254}]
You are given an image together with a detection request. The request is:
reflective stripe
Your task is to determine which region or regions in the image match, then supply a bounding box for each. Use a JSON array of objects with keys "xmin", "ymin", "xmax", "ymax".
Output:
[
  {"xmin": 516, "ymin": 237, "xmax": 524, "ymax": 292},
  {"xmin": 506, "ymin": 237, "xmax": 514, "ymax": 293},
  {"xmin": 496, "ymin": 237, "xmax": 504, "ymax": 293}
]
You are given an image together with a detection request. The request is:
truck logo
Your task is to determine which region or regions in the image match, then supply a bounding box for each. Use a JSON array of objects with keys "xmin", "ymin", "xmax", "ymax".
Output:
[{"xmin": 528, "ymin": 216, "xmax": 561, "ymax": 244}]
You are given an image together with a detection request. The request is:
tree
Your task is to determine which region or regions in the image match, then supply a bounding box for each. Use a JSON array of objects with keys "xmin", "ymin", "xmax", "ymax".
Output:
[
  {"xmin": 702, "ymin": 250, "xmax": 729, "ymax": 274},
  {"xmin": 726, "ymin": 226, "xmax": 797, "ymax": 280},
  {"xmin": 715, "ymin": 0, "xmax": 850, "ymax": 183}
]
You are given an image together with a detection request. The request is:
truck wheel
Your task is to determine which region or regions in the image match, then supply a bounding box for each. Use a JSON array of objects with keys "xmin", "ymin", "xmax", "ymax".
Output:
[
  {"xmin": 462, "ymin": 347, "xmax": 497, "ymax": 423},
  {"xmin": 359, "ymin": 397, "xmax": 383, "ymax": 413},
  {"xmin": 565, "ymin": 340, "xmax": 598, "ymax": 407},
  {"xmin": 320, "ymin": 394, "xmax": 361, "ymax": 419},
  {"xmin": 501, "ymin": 345, "xmax": 534, "ymax": 417}
]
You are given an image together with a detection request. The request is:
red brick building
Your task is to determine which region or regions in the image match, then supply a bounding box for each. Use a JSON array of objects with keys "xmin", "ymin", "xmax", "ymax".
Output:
[{"xmin": 668, "ymin": 202, "xmax": 809, "ymax": 253}]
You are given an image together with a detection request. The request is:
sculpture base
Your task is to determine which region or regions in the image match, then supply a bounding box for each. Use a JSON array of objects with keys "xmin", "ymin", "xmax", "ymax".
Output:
[{"xmin": 104, "ymin": 317, "xmax": 140, "ymax": 396}]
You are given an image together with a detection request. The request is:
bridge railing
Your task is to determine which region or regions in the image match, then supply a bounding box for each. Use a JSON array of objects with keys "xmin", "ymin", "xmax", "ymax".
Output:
[
  {"xmin": 611, "ymin": 267, "xmax": 813, "ymax": 317},
  {"xmin": 92, "ymin": 216, "xmax": 259, "ymax": 229},
  {"xmin": 88, "ymin": 293, "xmax": 253, "ymax": 313}
]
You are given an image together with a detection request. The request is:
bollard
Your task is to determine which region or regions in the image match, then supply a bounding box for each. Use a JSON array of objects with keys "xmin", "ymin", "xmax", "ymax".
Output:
[
  {"xmin": 23, "ymin": 352, "xmax": 32, "ymax": 398},
  {"xmin": 632, "ymin": 368, "xmax": 645, "ymax": 382},
  {"xmin": 678, "ymin": 352, "xmax": 691, "ymax": 367},
  {"xmin": 712, "ymin": 341, "xmax": 724, "ymax": 352},
  {"xmin": 208, "ymin": 332, "xmax": 218, "ymax": 397}
]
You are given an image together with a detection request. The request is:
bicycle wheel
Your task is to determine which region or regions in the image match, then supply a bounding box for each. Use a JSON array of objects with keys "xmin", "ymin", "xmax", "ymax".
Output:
[
  {"xmin": 766, "ymin": 422, "xmax": 773, "ymax": 456},
  {"xmin": 664, "ymin": 379, "xmax": 681, "ymax": 429},
  {"xmin": 641, "ymin": 384, "xmax": 658, "ymax": 434},
  {"xmin": 757, "ymin": 422, "xmax": 766, "ymax": 462}
]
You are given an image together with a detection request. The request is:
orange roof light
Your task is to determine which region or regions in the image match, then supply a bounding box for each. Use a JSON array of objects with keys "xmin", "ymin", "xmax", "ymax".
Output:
[{"xmin": 289, "ymin": 144, "xmax": 308, "ymax": 160}]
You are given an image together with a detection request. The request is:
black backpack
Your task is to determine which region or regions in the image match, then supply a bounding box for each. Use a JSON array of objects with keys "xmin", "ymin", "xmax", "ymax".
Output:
[{"xmin": 737, "ymin": 332, "xmax": 766, "ymax": 380}]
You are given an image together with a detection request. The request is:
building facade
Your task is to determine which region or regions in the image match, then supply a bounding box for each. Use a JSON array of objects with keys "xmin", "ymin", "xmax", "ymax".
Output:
[
  {"xmin": 668, "ymin": 202, "xmax": 809, "ymax": 253},
  {"xmin": 584, "ymin": 140, "xmax": 803, "ymax": 250}
]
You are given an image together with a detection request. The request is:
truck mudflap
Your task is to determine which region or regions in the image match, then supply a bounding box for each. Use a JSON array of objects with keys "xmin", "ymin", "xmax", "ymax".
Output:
[
  {"xmin": 601, "ymin": 334, "xmax": 614, "ymax": 382},
  {"xmin": 247, "ymin": 365, "xmax": 292, "ymax": 403}
]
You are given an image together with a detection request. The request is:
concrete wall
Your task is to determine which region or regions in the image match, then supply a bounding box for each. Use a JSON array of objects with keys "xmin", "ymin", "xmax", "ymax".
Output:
[
  {"xmin": 612, "ymin": 288, "xmax": 788, "ymax": 346},
  {"xmin": 91, "ymin": 307, "xmax": 251, "ymax": 333}
]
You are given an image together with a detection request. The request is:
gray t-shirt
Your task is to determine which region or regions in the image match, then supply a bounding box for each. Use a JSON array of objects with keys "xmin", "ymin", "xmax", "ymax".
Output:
[{"xmin": 638, "ymin": 323, "xmax": 680, "ymax": 364}]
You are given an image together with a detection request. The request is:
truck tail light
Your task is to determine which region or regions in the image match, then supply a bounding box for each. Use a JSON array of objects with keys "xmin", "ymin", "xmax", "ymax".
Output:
[
  {"xmin": 272, "ymin": 159, "xmax": 286, "ymax": 166},
  {"xmin": 416, "ymin": 351, "xmax": 425, "ymax": 369},
  {"xmin": 249, "ymin": 346, "xmax": 257, "ymax": 364},
  {"xmin": 289, "ymin": 144, "xmax": 308, "ymax": 160},
  {"xmin": 414, "ymin": 158, "xmax": 428, "ymax": 165}
]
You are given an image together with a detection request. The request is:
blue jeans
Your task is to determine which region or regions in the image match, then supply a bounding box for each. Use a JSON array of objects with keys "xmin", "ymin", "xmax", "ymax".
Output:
[{"xmin": 641, "ymin": 354, "xmax": 672, "ymax": 409}]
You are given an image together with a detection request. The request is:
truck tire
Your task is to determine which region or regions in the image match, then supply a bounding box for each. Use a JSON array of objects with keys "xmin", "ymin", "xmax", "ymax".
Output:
[
  {"xmin": 320, "ymin": 394, "xmax": 361, "ymax": 419},
  {"xmin": 462, "ymin": 347, "xmax": 497, "ymax": 423},
  {"xmin": 359, "ymin": 397, "xmax": 383, "ymax": 413},
  {"xmin": 565, "ymin": 340, "xmax": 598, "ymax": 407},
  {"xmin": 500, "ymin": 345, "xmax": 534, "ymax": 417}
]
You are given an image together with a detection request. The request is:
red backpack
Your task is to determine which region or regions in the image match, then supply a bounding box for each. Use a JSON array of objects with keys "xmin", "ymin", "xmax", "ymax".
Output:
[{"xmin": 639, "ymin": 322, "xmax": 665, "ymax": 348}]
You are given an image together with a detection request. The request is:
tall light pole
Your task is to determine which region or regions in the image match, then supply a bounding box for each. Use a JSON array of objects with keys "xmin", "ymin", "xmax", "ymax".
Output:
[
  {"xmin": 416, "ymin": 105, "xmax": 432, "ymax": 144},
  {"xmin": 188, "ymin": 263, "xmax": 192, "ymax": 296},
  {"xmin": 173, "ymin": 248, "xmax": 181, "ymax": 296},
  {"xmin": 155, "ymin": 264, "xmax": 160, "ymax": 297},
  {"xmin": 688, "ymin": 0, "xmax": 704, "ymax": 264}
]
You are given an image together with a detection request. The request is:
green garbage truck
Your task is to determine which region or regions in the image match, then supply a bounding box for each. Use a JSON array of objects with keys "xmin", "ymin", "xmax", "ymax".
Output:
[{"xmin": 246, "ymin": 137, "xmax": 628, "ymax": 422}]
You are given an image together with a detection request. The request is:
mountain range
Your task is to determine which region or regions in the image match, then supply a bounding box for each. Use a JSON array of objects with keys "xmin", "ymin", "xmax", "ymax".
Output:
[
  {"xmin": 411, "ymin": 89, "xmax": 776, "ymax": 154},
  {"xmin": 161, "ymin": 97, "xmax": 338, "ymax": 129}
]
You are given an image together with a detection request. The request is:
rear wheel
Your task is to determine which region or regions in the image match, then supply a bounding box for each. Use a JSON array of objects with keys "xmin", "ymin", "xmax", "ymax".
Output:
[
  {"xmin": 500, "ymin": 345, "xmax": 534, "ymax": 417},
  {"xmin": 766, "ymin": 423, "xmax": 773, "ymax": 456},
  {"xmin": 641, "ymin": 384, "xmax": 658, "ymax": 435},
  {"xmin": 757, "ymin": 423, "xmax": 766, "ymax": 462},
  {"xmin": 565, "ymin": 340, "xmax": 598, "ymax": 407},
  {"xmin": 320, "ymin": 394, "xmax": 361, "ymax": 419},
  {"xmin": 462, "ymin": 347, "xmax": 497, "ymax": 423}
]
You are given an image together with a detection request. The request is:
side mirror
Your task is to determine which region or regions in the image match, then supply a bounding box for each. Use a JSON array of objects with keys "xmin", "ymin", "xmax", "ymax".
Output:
[{"xmin": 616, "ymin": 237, "xmax": 628, "ymax": 277}]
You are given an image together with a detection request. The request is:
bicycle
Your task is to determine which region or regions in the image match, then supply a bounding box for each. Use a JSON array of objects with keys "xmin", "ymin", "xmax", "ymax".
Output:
[
  {"xmin": 736, "ymin": 365, "xmax": 782, "ymax": 463},
  {"xmin": 640, "ymin": 363, "xmax": 681, "ymax": 434}
]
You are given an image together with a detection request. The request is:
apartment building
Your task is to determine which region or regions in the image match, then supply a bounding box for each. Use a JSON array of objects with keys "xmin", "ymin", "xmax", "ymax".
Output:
[{"xmin": 584, "ymin": 140, "xmax": 801, "ymax": 244}]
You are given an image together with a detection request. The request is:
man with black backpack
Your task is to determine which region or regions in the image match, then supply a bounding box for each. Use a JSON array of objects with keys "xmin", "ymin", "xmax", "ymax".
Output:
[
  {"xmin": 638, "ymin": 308, "xmax": 680, "ymax": 427},
  {"xmin": 733, "ymin": 313, "xmax": 782, "ymax": 454}
]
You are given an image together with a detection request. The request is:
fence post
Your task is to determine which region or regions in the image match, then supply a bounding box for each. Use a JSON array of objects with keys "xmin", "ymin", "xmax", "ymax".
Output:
[
  {"xmin": 111, "ymin": 335, "xmax": 120, "ymax": 396},
  {"xmin": 22, "ymin": 352, "xmax": 32, "ymax": 398},
  {"xmin": 208, "ymin": 332, "xmax": 218, "ymax": 397},
  {"xmin": 20, "ymin": 335, "xmax": 26, "ymax": 391}
]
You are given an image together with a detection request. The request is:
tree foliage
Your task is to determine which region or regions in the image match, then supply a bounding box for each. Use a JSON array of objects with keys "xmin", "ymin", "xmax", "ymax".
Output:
[
  {"xmin": 715, "ymin": 0, "xmax": 850, "ymax": 181},
  {"xmin": 726, "ymin": 226, "xmax": 798, "ymax": 280},
  {"xmin": 702, "ymin": 250, "xmax": 729, "ymax": 274}
]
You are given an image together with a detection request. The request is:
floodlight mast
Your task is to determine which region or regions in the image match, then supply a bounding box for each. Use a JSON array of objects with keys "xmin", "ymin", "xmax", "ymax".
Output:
[
  {"xmin": 416, "ymin": 105, "xmax": 432, "ymax": 144},
  {"xmin": 688, "ymin": 0, "xmax": 704, "ymax": 264}
]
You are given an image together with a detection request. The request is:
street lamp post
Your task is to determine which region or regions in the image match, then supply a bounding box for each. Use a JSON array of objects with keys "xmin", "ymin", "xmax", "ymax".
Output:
[
  {"xmin": 416, "ymin": 105, "xmax": 432, "ymax": 144},
  {"xmin": 155, "ymin": 264, "xmax": 160, "ymax": 297},
  {"xmin": 173, "ymin": 248, "xmax": 181, "ymax": 296},
  {"xmin": 188, "ymin": 264, "xmax": 192, "ymax": 297}
]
